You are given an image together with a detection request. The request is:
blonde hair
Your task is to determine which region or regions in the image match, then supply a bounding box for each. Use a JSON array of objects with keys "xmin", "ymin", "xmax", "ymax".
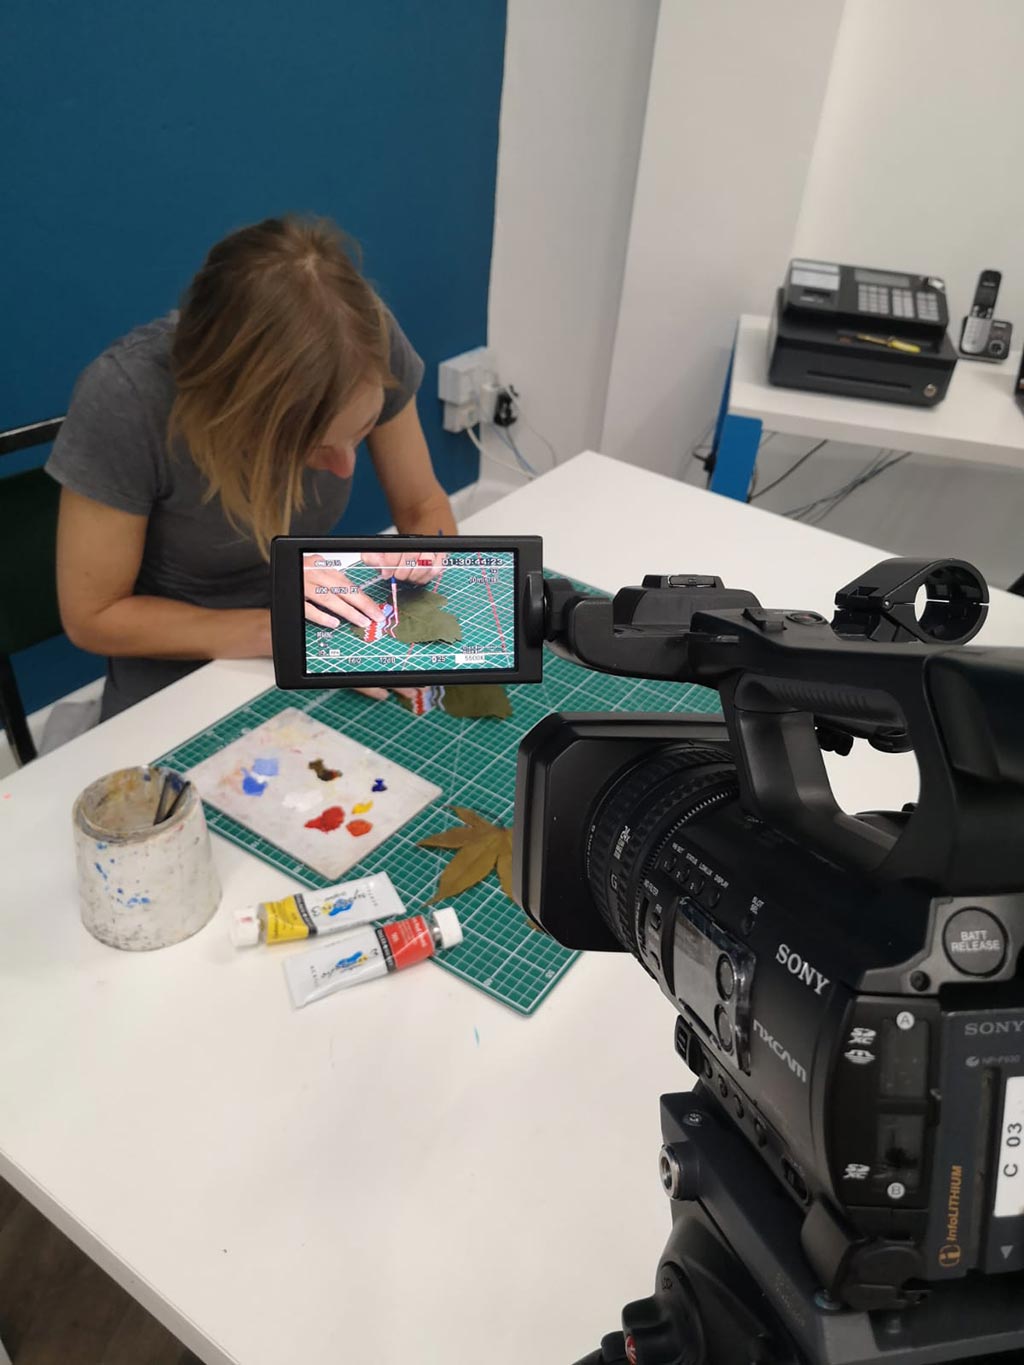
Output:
[{"xmin": 169, "ymin": 216, "xmax": 393, "ymax": 557}]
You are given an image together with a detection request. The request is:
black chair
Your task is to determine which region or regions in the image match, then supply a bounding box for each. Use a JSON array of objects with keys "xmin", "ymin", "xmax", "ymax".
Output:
[{"xmin": 0, "ymin": 418, "xmax": 65, "ymax": 765}]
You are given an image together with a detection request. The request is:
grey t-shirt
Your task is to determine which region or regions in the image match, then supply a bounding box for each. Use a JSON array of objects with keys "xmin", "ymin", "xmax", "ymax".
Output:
[{"xmin": 46, "ymin": 311, "xmax": 424, "ymax": 718}]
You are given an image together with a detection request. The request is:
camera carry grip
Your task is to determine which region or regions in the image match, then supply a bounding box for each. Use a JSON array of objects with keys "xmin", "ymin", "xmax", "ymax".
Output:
[{"xmin": 540, "ymin": 558, "xmax": 1024, "ymax": 892}]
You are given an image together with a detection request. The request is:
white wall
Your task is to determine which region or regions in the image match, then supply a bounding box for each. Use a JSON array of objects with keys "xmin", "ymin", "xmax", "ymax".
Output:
[
  {"xmin": 482, "ymin": 0, "xmax": 660, "ymax": 489},
  {"xmin": 759, "ymin": 0, "xmax": 1024, "ymax": 589},
  {"xmin": 794, "ymin": 0, "xmax": 1024, "ymax": 327},
  {"xmin": 601, "ymin": 0, "xmax": 846, "ymax": 477},
  {"xmin": 483, "ymin": 0, "xmax": 1024, "ymax": 588}
]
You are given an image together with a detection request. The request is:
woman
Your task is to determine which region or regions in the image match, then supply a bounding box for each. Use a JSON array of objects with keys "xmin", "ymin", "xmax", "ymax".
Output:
[{"xmin": 47, "ymin": 215, "xmax": 455, "ymax": 718}]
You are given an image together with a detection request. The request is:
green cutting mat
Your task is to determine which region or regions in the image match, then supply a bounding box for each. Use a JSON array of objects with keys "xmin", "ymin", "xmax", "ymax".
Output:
[
  {"xmin": 304, "ymin": 552, "xmax": 516, "ymax": 675},
  {"xmin": 157, "ymin": 577, "xmax": 722, "ymax": 1016}
]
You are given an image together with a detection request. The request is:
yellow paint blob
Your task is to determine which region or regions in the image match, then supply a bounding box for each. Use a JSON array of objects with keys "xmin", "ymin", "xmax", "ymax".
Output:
[{"xmin": 352, "ymin": 800, "xmax": 374, "ymax": 814}]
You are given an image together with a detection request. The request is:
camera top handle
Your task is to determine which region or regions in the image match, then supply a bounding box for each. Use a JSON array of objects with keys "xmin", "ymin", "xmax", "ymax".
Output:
[{"xmin": 530, "ymin": 558, "xmax": 1024, "ymax": 894}]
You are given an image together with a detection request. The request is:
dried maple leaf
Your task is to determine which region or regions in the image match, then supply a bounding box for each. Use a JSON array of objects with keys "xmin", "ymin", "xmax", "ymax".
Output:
[
  {"xmin": 419, "ymin": 807, "xmax": 515, "ymax": 904},
  {"xmin": 450, "ymin": 805, "xmax": 494, "ymax": 830},
  {"xmin": 418, "ymin": 826, "xmax": 478, "ymax": 850},
  {"xmin": 496, "ymin": 847, "xmax": 513, "ymax": 899}
]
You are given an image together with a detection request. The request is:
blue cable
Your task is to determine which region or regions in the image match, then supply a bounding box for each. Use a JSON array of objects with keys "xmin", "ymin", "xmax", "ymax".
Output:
[{"xmin": 498, "ymin": 427, "xmax": 539, "ymax": 477}]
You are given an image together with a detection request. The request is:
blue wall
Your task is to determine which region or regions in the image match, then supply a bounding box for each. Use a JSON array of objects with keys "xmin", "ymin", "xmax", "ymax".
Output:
[{"xmin": 1, "ymin": 0, "xmax": 506, "ymax": 716}]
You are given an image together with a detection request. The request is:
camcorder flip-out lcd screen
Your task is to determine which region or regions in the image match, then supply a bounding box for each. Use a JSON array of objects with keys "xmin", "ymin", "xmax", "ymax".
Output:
[{"xmin": 270, "ymin": 535, "xmax": 543, "ymax": 690}]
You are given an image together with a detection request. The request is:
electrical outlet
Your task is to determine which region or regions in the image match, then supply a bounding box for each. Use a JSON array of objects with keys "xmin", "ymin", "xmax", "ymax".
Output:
[
  {"xmin": 439, "ymin": 347, "xmax": 497, "ymax": 433},
  {"xmin": 439, "ymin": 347, "xmax": 496, "ymax": 403}
]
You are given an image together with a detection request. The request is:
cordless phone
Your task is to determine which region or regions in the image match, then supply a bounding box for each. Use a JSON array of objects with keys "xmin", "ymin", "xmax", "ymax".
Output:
[{"xmin": 960, "ymin": 270, "xmax": 1002, "ymax": 355}]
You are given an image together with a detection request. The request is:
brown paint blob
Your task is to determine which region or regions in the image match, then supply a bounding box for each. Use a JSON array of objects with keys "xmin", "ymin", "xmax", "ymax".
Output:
[{"xmin": 309, "ymin": 758, "xmax": 341, "ymax": 782}]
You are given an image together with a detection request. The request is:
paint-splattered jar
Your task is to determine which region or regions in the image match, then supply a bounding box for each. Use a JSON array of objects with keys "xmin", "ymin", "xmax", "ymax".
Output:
[{"xmin": 73, "ymin": 766, "xmax": 221, "ymax": 951}]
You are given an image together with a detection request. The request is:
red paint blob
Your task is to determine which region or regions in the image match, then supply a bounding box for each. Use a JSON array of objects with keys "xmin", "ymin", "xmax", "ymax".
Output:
[
  {"xmin": 305, "ymin": 805, "xmax": 345, "ymax": 833},
  {"xmin": 346, "ymin": 818, "xmax": 373, "ymax": 837}
]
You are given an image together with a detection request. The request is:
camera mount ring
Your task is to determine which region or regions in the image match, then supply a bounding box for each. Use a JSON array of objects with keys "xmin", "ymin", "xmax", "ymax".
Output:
[{"xmin": 832, "ymin": 558, "xmax": 987, "ymax": 645}]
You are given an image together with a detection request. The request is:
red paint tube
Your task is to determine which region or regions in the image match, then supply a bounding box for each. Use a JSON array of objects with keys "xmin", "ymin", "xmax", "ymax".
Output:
[{"xmin": 283, "ymin": 908, "xmax": 463, "ymax": 1009}]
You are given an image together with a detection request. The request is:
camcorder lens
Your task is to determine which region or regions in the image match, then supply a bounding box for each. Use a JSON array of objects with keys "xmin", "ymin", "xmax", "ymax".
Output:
[{"xmin": 585, "ymin": 745, "xmax": 738, "ymax": 959}]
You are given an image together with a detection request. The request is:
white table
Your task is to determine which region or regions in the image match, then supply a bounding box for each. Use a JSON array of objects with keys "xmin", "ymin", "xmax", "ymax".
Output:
[
  {"xmin": 3, "ymin": 451, "xmax": 1024, "ymax": 1365},
  {"xmin": 710, "ymin": 313, "xmax": 1024, "ymax": 502}
]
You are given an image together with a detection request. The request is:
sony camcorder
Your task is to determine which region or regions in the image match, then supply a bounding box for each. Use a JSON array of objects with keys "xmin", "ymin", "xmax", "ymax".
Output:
[{"xmin": 272, "ymin": 537, "xmax": 1023, "ymax": 1362}]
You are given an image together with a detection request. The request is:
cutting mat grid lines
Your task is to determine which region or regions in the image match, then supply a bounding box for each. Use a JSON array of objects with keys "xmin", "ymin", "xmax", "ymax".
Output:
[
  {"xmin": 157, "ymin": 575, "xmax": 722, "ymax": 1015},
  {"xmin": 304, "ymin": 555, "xmax": 516, "ymax": 674}
]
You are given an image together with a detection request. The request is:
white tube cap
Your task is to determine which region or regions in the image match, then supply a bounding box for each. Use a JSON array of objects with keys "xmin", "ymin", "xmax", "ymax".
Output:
[
  {"xmin": 230, "ymin": 908, "xmax": 262, "ymax": 948},
  {"xmin": 431, "ymin": 906, "xmax": 463, "ymax": 950}
]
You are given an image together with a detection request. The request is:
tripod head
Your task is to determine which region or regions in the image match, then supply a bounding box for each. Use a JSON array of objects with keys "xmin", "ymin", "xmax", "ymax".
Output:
[{"xmin": 572, "ymin": 1085, "xmax": 1023, "ymax": 1365}]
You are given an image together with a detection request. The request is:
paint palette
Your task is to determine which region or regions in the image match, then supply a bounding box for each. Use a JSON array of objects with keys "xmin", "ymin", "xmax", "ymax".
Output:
[{"xmin": 185, "ymin": 709, "xmax": 441, "ymax": 882}]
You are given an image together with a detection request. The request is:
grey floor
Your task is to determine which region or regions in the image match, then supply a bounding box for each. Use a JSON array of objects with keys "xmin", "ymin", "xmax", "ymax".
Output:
[{"xmin": 0, "ymin": 1175, "xmax": 203, "ymax": 1364}]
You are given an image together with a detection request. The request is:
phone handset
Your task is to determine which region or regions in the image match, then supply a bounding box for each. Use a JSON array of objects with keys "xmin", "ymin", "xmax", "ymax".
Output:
[{"xmin": 961, "ymin": 269, "xmax": 1002, "ymax": 355}]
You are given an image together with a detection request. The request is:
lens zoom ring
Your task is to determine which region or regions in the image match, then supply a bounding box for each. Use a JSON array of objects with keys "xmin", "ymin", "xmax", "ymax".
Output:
[{"xmin": 587, "ymin": 746, "xmax": 735, "ymax": 956}]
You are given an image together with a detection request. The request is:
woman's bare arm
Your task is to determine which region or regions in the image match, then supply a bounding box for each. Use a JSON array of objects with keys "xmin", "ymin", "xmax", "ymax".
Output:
[
  {"xmin": 56, "ymin": 488, "xmax": 271, "ymax": 660},
  {"xmin": 367, "ymin": 401, "xmax": 457, "ymax": 535}
]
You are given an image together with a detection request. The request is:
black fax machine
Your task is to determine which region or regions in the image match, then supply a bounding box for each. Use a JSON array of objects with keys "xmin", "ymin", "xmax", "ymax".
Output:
[{"xmin": 767, "ymin": 260, "xmax": 958, "ymax": 406}]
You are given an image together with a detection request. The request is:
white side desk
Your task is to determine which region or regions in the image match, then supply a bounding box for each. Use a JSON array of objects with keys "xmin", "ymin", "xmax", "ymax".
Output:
[
  {"xmin": 710, "ymin": 314, "xmax": 1024, "ymax": 502},
  {"xmin": 2, "ymin": 452, "xmax": 1024, "ymax": 1365}
]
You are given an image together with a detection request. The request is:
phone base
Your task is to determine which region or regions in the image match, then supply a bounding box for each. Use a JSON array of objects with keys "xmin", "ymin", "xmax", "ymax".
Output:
[{"xmin": 958, "ymin": 316, "xmax": 1013, "ymax": 362}]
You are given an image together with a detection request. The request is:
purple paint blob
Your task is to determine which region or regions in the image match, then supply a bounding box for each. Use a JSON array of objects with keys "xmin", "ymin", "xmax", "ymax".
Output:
[
  {"xmin": 242, "ymin": 769, "xmax": 268, "ymax": 796},
  {"xmin": 252, "ymin": 756, "xmax": 279, "ymax": 777}
]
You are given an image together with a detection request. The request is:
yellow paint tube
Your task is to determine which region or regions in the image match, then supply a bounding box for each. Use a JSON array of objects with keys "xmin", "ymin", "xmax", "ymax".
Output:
[{"xmin": 230, "ymin": 872, "xmax": 405, "ymax": 948}]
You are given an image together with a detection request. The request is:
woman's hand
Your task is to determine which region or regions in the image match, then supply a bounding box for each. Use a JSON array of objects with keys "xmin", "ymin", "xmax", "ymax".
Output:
[
  {"xmin": 303, "ymin": 565, "xmax": 386, "ymax": 630},
  {"xmin": 361, "ymin": 550, "xmax": 446, "ymax": 585}
]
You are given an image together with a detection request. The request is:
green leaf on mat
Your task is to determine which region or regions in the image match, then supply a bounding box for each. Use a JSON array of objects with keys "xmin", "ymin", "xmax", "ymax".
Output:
[
  {"xmin": 392, "ymin": 589, "xmax": 461, "ymax": 645},
  {"xmin": 441, "ymin": 684, "xmax": 512, "ymax": 719}
]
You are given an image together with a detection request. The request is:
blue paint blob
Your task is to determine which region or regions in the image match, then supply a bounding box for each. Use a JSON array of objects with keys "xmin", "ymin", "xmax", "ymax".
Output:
[
  {"xmin": 336, "ymin": 950, "xmax": 364, "ymax": 969},
  {"xmin": 382, "ymin": 604, "xmax": 393, "ymax": 620},
  {"xmin": 372, "ymin": 778, "xmax": 387, "ymax": 793},
  {"xmin": 327, "ymin": 898, "xmax": 354, "ymax": 917},
  {"xmin": 94, "ymin": 861, "xmax": 108, "ymax": 880},
  {"xmin": 252, "ymin": 756, "xmax": 279, "ymax": 777},
  {"xmin": 96, "ymin": 842, "xmax": 107, "ymax": 850},
  {"xmin": 125, "ymin": 895, "xmax": 151, "ymax": 907},
  {"xmin": 241, "ymin": 768, "xmax": 268, "ymax": 796}
]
